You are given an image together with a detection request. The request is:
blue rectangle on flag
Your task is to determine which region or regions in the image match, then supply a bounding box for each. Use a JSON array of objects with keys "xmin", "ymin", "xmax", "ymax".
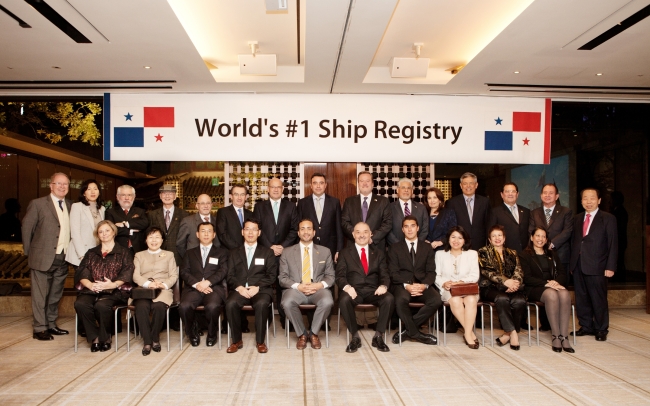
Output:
[
  {"xmin": 114, "ymin": 127, "xmax": 144, "ymax": 147},
  {"xmin": 485, "ymin": 131, "xmax": 513, "ymax": 151}
]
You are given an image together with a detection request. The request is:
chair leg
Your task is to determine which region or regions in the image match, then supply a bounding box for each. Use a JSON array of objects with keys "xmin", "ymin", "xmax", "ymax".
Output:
[
  {"xmin": 227, "ymin": 321, "xmax": 231, "ymax": 348},
  {"xmin": 325, "ymin": 318, "xmax": 329, "ymax": 348},
  {"xmin": 114, "ymin": 308, "xmax": 119, "ymax": 353},
  {"xmin": 527, "ymin": 305, "xmax": 532, "ymax": 347},
  {"xmin": 443, "ymin": 306, "xmax": 447, "ymax": 347},
  {"xmin": 271, "ymin": 303, "xmax": 276, "ymax": 338},
  {"xmin": 535, "ymin": 304, "xmax": 540, "ymax": 347},
  {"xmin": 488, "ymin": 305, "xmax": 493, "ymax": 347},
  {"xmin": 398, "ymin": 318, "xmax": 402, "ymax": 347},
  {"xmin": 480, "ymin": 305, "xmax": 484, "ymax": 347},
  {"xmin": 435, "ymin": 311, "xmax": 440, "ymax": 346},
  {"xmin": 179, "ymin": 318, "xmax": 184, "ymax": 350},
  {"xmin": 166, "ymin": 308, "xmax": 171, "ymax": 352},
  {"xmin": 337, "ymin": 308, "xmax": 341, "ymax": 336},
  {"xmin": 218, "ymin": 315, "xmax": 222, "ymax": 350},
  {"xmin": 266, "ymin": 318, "xmax": 270, "ymax": 349},
  {"xmin": 126, "ymin": 309, "xmax": 131, "ymax": 352},
  {"xmin": 572, "ymin": 305, "xmax": 576, "ymax": 346},
  {"xmin": 286, "ymin": 318, "xmax": 290, "ymax": 349},
  {"xmin": 74, "ymin": 313, "xmax": 78, "ymax": 353}
]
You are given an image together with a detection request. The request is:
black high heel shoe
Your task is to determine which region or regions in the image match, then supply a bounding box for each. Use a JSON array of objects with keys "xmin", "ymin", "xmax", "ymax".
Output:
[
  {"xmin": 463, "ymin": 336, "xmax": 479, "ymax": 349},
  {"xmin": 559, "ymin": 335, "xmax": 575, "ymax": 353},
  {"xmin": 551, "ymin": 335, "xmax": 562, "ymax": 353},
  {"xmin": 495, "ymin": 337, "xmax": 508, "ymax": 347}
]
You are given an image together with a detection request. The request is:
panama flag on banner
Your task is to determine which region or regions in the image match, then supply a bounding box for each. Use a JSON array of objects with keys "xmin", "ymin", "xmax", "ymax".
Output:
[{"xmin": 113, "ymin": 106, "xmax": 174, "ymax": 148}]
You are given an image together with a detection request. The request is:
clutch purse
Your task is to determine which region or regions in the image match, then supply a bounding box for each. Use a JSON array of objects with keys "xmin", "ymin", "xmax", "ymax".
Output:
[
  {"xmin": 131, "ymin": 287, "xmax": 160, "ymax": 300},
  {"xmin": 450, "ymin": 282, "xmax": 479, "ymax": 296}
]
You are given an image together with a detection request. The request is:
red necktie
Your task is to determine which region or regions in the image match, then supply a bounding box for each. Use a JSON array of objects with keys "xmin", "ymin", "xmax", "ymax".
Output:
[
  {"xmin": 204, "ymin": 216, "xmax": 209, "ymax": 222},
  {"xmin": 361, "ymin": 247, "xmax": 369, "ymax": 275},
  {"xmin": 582, "ymin": 213, "xmax": 591, "ymax": 237},
  {"xmin": 124, "ymin": 209, "xmax": 129, "ymax": 215}
]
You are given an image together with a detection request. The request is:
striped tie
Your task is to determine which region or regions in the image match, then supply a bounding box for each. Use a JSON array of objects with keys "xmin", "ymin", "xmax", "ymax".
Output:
[{"xmin": 302, "ymin": 247, "xmax": 310, "ymax": 284}]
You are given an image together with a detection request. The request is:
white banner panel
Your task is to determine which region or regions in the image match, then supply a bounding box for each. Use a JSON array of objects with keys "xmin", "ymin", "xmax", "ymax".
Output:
[{"xmin": 104, "ymin": 93, "xmax": 551, "ymax": 164}]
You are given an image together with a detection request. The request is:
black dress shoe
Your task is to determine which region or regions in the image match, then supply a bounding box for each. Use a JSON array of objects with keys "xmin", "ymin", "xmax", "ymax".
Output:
[
  {"xmin": 100, "ymin": 342, "xmax": 111, "ymax": 352},
  {"xmin": 595, "ymin": 331, "xmax": 608, "ymax": 341},
  {"xmin": 392, "ymin": 329, "xmax": 407, "ymax": 344},
  {"xmin": 91, "ymin": 343, "xmax": 101, "ymax": 352},
  {"xmin": 190, "ymin": 335, "xmax": 200, "ymax": 347},
  {"xmin": 33, "ymin": 331, "xmax": 53, "ymax": 341},
  {"xmin": 571, "ymin": 328, "xmax": 594, "ymax": 337},
  {"xmin": 49, "ymin": 326, "xmax": 69, "ymax": 335},
  {"xmin": 346, "ymin": 337, "xmax": 362, "ymax": 353},
  {"xmin": 372, "ymin": 335, "xmax": 390, "ymax": 352},
  {"xmin": 152, "ymin": 343, "xmax": 161, "ymax": 353},
  {"xmin": 206, "ymin": 336, "xmax": 217, "ymax": 347},
  {"xmin": 411, "ymin": 333, "xmax": 437, "ymax": 345},
  {"xmin": 142, "ymin": 346, "xmax": 151, "ymax": 356}
]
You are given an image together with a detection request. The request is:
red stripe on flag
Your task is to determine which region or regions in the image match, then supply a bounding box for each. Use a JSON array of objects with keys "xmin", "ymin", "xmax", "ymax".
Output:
[
  {"xmin": 144, "ymin": 107, "xmax": 174, "ymax": 127},
  {"xmin": 544, "ymin": 99, "xmax": 551, "ymax": 164},
  {"xmin": 513, "ymin": 111, "xmax": 541, "ymax": 132}
]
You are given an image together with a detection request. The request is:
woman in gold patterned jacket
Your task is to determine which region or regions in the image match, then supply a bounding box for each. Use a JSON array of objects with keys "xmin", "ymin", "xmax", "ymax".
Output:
[{"xmin": 478, "ymin": 224, "xmax": 525, "ymax": 351}]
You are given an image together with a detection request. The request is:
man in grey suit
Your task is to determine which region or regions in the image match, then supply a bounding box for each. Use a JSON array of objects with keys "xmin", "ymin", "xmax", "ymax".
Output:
[
  {"xmin": 148, "ymin": 184, "xmax": 188, "ymax": 265},
  {"xmin": 22, "ymin": 172, "xmax": 72, "ymax": 340},
  {"xmin": 387, "ymin": 178, "xmax": 428, "ymax": 244},
  {"xmin": 176, "ymin": 194, "xmax": 219, "ymax": 261},
  {"xmin": 279, "ymin": 219, "xmax": 334, "ymax": 350}
]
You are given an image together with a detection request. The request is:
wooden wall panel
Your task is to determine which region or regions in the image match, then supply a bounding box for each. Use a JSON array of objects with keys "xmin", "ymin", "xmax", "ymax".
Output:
[
  {"xmin": 38, "ymin": 161, "xmax": 56, "ymax": 197},
  {"xmin": 303, "ymin": 163, "xmax": 327, "ymax": 197},
  {"xmin": 17, "ymin": 156, "xmax": 38, "ymax": 221},
  {"xmin": 0, "ymin": 152, "xmax": 18, "ymax": 212},
  {"xmin": 302, "ymin": 162, "xmax": 357, "ymax": 205}
]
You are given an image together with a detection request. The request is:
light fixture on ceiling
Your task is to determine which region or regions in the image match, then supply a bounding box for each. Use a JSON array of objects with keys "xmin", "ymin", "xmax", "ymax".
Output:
[
  {"xmin": 596, "ymin": 73, "xmax": 603, "ymax": 76},
  {"xmin": 238, "ymin": 41, "xmax": 277, "ymax": 75},
  {"xmin": 445, "ymin": 65, "xmax": 466, "ymax": 75},
  {"xmin": 389, "ymin": 43, "xmax": 430, "ymax": 78},
  {"xmin": 514, "ymin": 71, "xmax": 520, "ymax": 74},
  {"xmin": 51, "ymin": 66, "xmax": 61, "ymax": 69},
  {"xmin": 144, "ymin": 66, "xmax": 151, "ymax": 69},
  {"xmin": 204, "ymin": 61, "xmax": 218, "ymax": 70}
]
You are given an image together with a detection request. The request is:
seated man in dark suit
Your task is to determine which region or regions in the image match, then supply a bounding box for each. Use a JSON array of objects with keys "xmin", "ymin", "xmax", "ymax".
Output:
[
  {"xmin": 336, "ymin": 222, "xmax": 394, "ymax": 353},
  {"xmin": 388, "ymin": 216, "xmax": 440, "ymax": 345},
  {"xmin": 178, "ymin": 222, "xmax": 228, "ymax": 347},
  {"xmin": 225, "ymin": 219, "xmax": 278, "ymax": 353}
]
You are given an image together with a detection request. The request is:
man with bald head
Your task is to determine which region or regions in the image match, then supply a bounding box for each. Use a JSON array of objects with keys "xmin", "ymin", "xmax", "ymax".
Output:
[{"xmin": 177, "ymin": 194, "xmax": 219, "ymax": 261}]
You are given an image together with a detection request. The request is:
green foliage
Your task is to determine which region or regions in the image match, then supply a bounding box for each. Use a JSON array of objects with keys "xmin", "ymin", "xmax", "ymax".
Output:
[{"xmin": 0, "ymin": 101, "xmax": 102, "ymax": 146}]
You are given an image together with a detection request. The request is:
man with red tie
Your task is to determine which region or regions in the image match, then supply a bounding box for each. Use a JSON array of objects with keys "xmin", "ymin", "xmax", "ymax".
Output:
[
  {"xmin": 336, "ymin": 222, "xmax": 394, "ymax": 353},
  {"xmin": 569, "ymin": 188, "xmax": 617, "ymax": 342}
]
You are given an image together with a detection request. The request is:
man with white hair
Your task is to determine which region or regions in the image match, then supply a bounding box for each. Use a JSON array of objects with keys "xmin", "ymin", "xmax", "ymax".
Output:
[
  {"xmin": 387, "ymin": 178, "xmax": 429, "ymax": 244},
  {"xmin": 105, "ymin": 185, "xmax": 150, "ymax": 255}
]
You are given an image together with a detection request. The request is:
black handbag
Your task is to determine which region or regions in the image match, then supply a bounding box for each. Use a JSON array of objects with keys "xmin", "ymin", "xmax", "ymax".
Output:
[{"xmin": 131, "ymin": 287, "xmax": 160, "ymax": 300}]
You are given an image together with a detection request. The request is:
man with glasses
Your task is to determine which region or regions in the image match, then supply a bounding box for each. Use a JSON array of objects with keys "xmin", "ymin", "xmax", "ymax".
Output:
[
  {"xmin": 105, "ymin": 185, "xmax": 149, "ymax": 255},
  {"xmin": 177, "ymin": 193, "xmax": 218, "ymax": 261},
  {"xmin": 217, "ymin": 184, "xmax": 254, "ymax": 251},
  {"xmin": 22, "ymin": 172, "xmax": 73, "ymax": 340},
  {"xmin": 445, "ymin": 172, "xmax": 492, "ymax": 250},
  {"xmin": 148, "ymin": 184, "xmax": 188, "ymax": 265},
  {"xmin": 387, "ymin": 178, "xmax": 429, "ymax": 245}
]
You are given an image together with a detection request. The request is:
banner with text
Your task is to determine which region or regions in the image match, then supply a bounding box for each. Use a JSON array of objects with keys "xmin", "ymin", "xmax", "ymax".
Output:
[{"xmin": 104, "ymin": 93, "xmax": 551, "ymax": 164}]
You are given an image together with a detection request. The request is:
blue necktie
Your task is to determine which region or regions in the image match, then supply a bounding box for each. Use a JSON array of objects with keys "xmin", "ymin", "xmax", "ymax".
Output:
[
  {"xmin": 238, "ymin": 208, "xmax": 244, "ymax": 227},
  {"xmin": 202, "ymin": 246, "xmax": 208, "ymax": 267},
  {"xmin": 58, "ymin": 200, "xmax": 64, "ymax": 211},
  {"xmin": 247, "ymin": 246, "xmax": 254, "ymax": 268},
  {"xmin": 273, "ymin": 201, "xmax": 279, "ymax": 224}
]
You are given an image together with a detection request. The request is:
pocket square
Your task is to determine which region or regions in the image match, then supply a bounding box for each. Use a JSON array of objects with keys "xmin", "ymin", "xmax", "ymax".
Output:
[
  {"xmin": 132, "ymin": 214, "xmax": 140, "ymax": 218},
  {"xmin": 318, "ymin": 261, "xmax": 326, "ymax": 264}
]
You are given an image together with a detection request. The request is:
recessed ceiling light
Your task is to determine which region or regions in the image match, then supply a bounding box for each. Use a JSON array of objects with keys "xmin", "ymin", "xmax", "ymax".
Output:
[
  {"xmin": 513, "ymin": 71, "xmax": 520, "ymax": 74},
  {"xmin": 144, "ymin": 66, "xmax": 151, "ymax": 69},
  {"xmin": 52, "ymin": 66, "xmax": 61, "ymax": 69},
  {"xmin": 7, "ymin": 67, "xmax": 13, "ymax": 69},
  {"xmin": 596, "ymin": 73, "xmax": 603, "ymax": 76}
]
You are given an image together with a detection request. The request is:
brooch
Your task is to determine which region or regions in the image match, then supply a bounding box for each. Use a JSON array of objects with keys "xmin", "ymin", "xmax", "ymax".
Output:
[{"xmin": 159, "ymin": 252, "xmax": 166, "ymax": 257}]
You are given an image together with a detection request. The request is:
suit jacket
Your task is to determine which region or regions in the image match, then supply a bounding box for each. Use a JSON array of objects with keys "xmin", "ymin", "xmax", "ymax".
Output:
[
  {"xmin": 297, "ymin": 194, "xmax": 343, "ymax": 255},
  {"xmin": 180, "ymin": 245, "xmax": 228, "ymax": 297},
  {"xmin": 216, "ymin": 205, "xmax": 254, "ymax": 250},
  {"xmin": 387, "ymin": 199, "xmax": 429, "ymax": 245},
  {"xmin": 278, "ymin": 243, "xmax": 335, "ymax": 288},
  {"xmin": 387, "ymin": 240, "xmax": 436, "ymax": 286},
  {"xmin": 529, "ymin": 204, "xmax": 573, "ymax": 264},
  {"xmin": 341, "ymin": 194, "xmax": 392, "ymax": 250},
  {"xmin": 254, "ymin": 198, "xmax": 298, "ymax": 249},
  {"xmin": 132, "ymin": 250, "xmax": 178, "ymax": 305},
  {"xmin": 491, "ymin": 203, "xmax": 530, "ymax": 253},
  {"xmin": 335, "ymin": 244, "xmax": 390, "ymax": 291},
  {"xmin": 105, "ymin": 206, "xmax": 149, "ymax": 253},
  {"xmin": 426, "ymin": 207, "xmax": 458, "ymax": 247},
  {"xmin": 227, "ymin": 244, "xmax": 277, "ymax": 296},
  {"xmin": 520, "ymin": 249, "xmax": 567, "ymax": 296},
  {"xmin": 22, "ymin": 195, "xmax": 72, "ymax": 271},
  {"xmin": 569, "ymin": 210, "xmax": 618, "ymax": 275},
  {"xmin": 147, "ymin": 206, "xmax": 189, "ymax": 265},
  {"xmin": 446, "ymin": 194, "xmax": 492, "ymax": 251},
  {"xmin": 66, "ymin": 201, "xmax": 105, "ymax": 266},
  {"xmin": 176, "ymin": 213, "xmax": 218, "ymax": 260}
]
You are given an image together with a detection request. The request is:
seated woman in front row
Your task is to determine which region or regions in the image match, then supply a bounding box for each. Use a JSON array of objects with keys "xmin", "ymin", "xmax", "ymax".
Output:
[
  {"xmin": 435, "ymin": 226, "xmax": 480, "ymax": 349},
  {"xmin": 520, "ymin": 227, "xmax": 574, "ymax": 353},
  {"xmin": 478, "ymin": 224, "xmax": 525, "ymax": 350}
]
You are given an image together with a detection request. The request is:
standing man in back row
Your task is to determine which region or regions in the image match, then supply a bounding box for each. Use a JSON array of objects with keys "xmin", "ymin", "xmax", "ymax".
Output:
[
  {"xmin": 177, "ymin": 194, "xmax": 218, "ymax": 261},
  {"xmin": 148, "ymin": 184, "xmax": 188, "ymax": 266},
  {"xmin": 445, "ymin": 172, "xmax": 491, "ymax": 251},
  {"xmin": 491, "ymin": 182, "xmax": 530, "ymax": 253},
  {"xmin": 387, "ymin": 178, "xmax": 429, "ymax": 245}
]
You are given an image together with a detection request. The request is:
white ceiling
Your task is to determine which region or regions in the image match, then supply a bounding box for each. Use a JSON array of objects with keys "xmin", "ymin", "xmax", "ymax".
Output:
[{"xmin": 1, "ymin": 0, "xmax": 649, "ymax": 99}]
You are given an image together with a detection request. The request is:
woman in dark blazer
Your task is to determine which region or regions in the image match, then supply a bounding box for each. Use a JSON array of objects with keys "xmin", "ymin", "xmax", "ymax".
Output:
[
  {"xmin": 424, "ymin": 187, "xmax": 457, "ymax": 251},
  {"xmin": 520, "ymin": 227, "xmax": 574, "ymax": 353},
  {"xmin": 479, "ymin": 224, "xmax": 525, "ymax": 350}
]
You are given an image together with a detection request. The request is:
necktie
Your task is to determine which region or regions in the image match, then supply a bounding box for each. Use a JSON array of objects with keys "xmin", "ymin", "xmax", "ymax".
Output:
[
  {"xmin": 404, "ymin": 201, "xmax": 411, "ymax": 217},
  {"xmin": 202, "ymin": 246, "xmax": 208, "ymax": 267},
  {"xmin": 273, "ymin": 201, "xmax": 279, "ymax": 224},
  {"xmin": 204, "ymin": 216, "xmax": 209, "ymax": 222},
  {"xmin": 165, "ymin": 210, "xmax": 171, "ymax": 230},
  {"xmin": 362, "ymin": 197, "xmax": 368, "ymax": 222},
  {"xmin": 510, "ymin": 205, "xmax": 519, "ymax": 224},
  {"xmin": 58, "ymin": 200, "xmax": 64, "ymax": 211},
  {"xmin": 466, "ymin": 198, "xmax": 473, "ymax": 224},
  {"xmin": 545, "ymin": 208, "xmax": 552, "ymax": 225},
  {"xmin": 410, "ymin": 242, "xmax": 415, "ymax": 265},
  {"xmin": 302, "ymin": 247, "xmax": 311, "ymax": 284},
  {"xmin": 238, "ymin": 208, "xmax": 244, "ymax": 227},
  {"xmin": 124, "ymin": 209, "xmax": 129, "ymax": 216},
  {"xmin": 316, "ymin": 197, "xmax": 323, "ymax": 223},
  {"xmin": 360, "ymin": 247, "xmax": 369, "ymax": 275},
  {"xmin": 583, "ymin": 213, "xmax": 591, "ymax": 237},
  {"xmin": 247, "ymin": 246, "xmax": 254, "ymax": 268}
]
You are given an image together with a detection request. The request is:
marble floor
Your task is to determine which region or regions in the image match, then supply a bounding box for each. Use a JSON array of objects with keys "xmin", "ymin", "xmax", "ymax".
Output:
[{"xmin": 1, "ymin": 308, "xmax": 650, "ymax": 405}]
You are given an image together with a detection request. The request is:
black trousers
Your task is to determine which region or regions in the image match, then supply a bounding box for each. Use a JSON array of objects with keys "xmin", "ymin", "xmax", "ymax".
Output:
[
  {"xmin": 573, "ymin": 258, "xmax": 609, "ymax": 333},
  {"xmin": 482, "ymin": 286, "xmax": 526, "ymax": 333},
  {"xmin": 339, "ymin": 288, "xmax": 394, "ymax": 335},
  {"xmin": 74, "ymin": 294, "xmax": 125, "ymax": 343},
  {"xmin": 133, "ymin": 299, "xmax": 167, "ymax": 345},
  {"xmin": 225, "ymin": 291, "xmax": 272, "ymax": 344},
  {"xmin": 393, "ymin": 286, "xmax": 442, "ymax": 337},
  {"xmin": 179, "ymin": 289, "xmax": 224, "ymax": 338}
]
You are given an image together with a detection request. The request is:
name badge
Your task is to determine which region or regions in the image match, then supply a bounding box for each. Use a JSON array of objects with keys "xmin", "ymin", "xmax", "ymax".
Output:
[
  {"xmin": 208, "ymin": 257, "xmax": 219, "ymax": 265},
  {"xmin": 254, "ymin": 258, "xmax": 265, "ymax": 265}
]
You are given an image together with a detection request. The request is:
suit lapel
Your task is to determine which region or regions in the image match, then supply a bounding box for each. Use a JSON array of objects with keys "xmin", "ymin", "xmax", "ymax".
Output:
[
  {"xmin": 82, "ymin": 204, "xmax": 94, "ymax": 226},
  {"xmin": 366, "ymin": 195, "xmax": 378, "ymax": 219},
  {"xmin": 320, "ymin": 195, "xmax": 333, "ymax": 225},
  {"xmin": 47, "ymin": 196, "xmax": 60, "ymax": 221}
]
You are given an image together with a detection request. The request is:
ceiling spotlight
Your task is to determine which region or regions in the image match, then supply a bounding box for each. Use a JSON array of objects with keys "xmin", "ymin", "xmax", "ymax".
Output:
[
  {"xmin": 514, "ymin": 71, "xmax": 520, "ymax": 74},
  {"xmin": 445, "ymin": 65, "xmax": 465, "ymax": 75},
  {"xmin": 144, "ymin": 66, "xmax": 151, "ymax": 69},
  {"xmin": 596, "ymin": 73, "xmax": 603, "ymax": 76},
  {"xmin": 204, "ymin": 61, "xmax": 218, "ymax": 70},
  {"xmin": 52, "ymin": 66, "xmax": 61, "ymax": 69}
]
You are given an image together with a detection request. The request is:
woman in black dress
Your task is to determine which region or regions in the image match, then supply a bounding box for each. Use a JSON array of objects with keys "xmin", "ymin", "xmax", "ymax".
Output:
[{"xmin": 520, "ymin": 227, "xmax": 574, "ymax": 353}]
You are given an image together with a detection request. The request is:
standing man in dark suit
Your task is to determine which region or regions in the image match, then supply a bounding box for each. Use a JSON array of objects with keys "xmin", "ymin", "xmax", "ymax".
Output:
[
  {"xmin": 297, "ymin": 173, "xmax": 343, "ymax": 262},
  {"xmin": 179, "ymin": 222, "xmax": 228, "ymax": 347},
  {"xmin": 148, "ymin": 184, "xmax": 188, "ymax": 266},
  {"xmin": 491, "ymin": 182, "xmax": 530, "ymax": 253},
  {"xmin": 225, "ymin": 219, "xmax": 277, "ymax": 354},
  {"xmin": 342, "ymin": 171, "xmax": 392, "ymax": 251},
  {"xmin": 254, "ymin": 177, "xmax": 299, "ymax": 327},
  {"xmin": 387, "ymin": 178, "xmax": 428, "ymax": 245},
  {"xmin": 529, "ymin": 183, "xmax": 573, "ymax": 271},
  {"xmin": 22, "ymin": 172, "xmax": 72, "ymax": 340},
  {"xmin": 336, "ymin": 222, "xmax": 394, "ymax": 353},
  {"xmin": 217, "ymin": 184, "xmax": 254, "ymax": 251},
  {"xmin": 176, "ymin": 194, "xmax": 218, "ymax": 261},
  {"xmin": 388, "ymin": 216, "xmax": 440, "ymax": 345},
  {"xmin": 569, "ymin": 188, "xmax": 617, "ymax": 342},
  {"xmin": 445, "ymin": 172, "xmax": 491, "ymax": 251},
  {"xmin": 105, "ymin": 185, "xmax": 149, "ymax": 255}
]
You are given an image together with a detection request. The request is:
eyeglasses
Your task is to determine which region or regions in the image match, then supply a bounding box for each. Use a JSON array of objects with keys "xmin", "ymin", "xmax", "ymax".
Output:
[
  {"xmin": 118, "ymin": 194, "xmax": 135, "ymax": 197},
  {"xmin": 51, "ymin": 182, "xmax": 69, "ymax": 187}
]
